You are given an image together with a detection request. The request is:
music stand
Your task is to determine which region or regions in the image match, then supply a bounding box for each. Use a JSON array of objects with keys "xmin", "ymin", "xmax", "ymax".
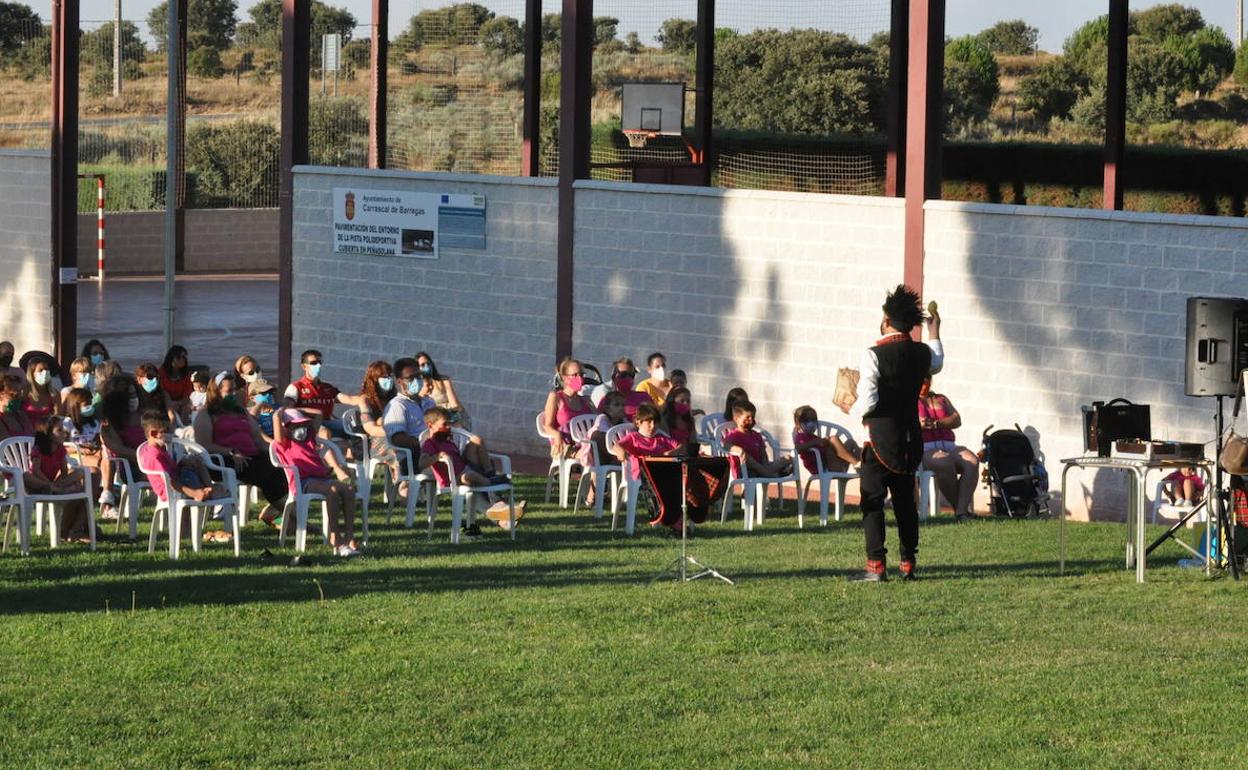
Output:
[{"xmin": 641, "ymin": 456, "xmax": 734, "ymax": 585}]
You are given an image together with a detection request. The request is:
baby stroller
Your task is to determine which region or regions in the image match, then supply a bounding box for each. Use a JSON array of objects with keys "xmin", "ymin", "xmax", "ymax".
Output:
[{"xmin": 980, "ymin": 425, "xmax": 1050, "ymax": 518}]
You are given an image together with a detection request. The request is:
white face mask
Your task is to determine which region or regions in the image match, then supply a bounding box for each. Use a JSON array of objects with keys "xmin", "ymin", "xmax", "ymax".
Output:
[
  {"xmin": 77, "ymin": 372, "xmax": 94, "ymax": 390},
  {"xmin": 34, "ymin": 370, "xmax": 50, "ymax": 386},
  {"xmin": 242, "ymin": 371, "xmax": 259, "ymax": 384},
  {"xmin": 651, "ymin": 366, "xmax": 666, "ymax": 382}
]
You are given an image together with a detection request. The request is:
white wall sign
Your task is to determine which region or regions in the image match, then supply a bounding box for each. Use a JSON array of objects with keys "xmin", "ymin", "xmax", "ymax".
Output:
[{"xmin": 333, "ymin": 188, "xmax": 439, "ymax": 258}]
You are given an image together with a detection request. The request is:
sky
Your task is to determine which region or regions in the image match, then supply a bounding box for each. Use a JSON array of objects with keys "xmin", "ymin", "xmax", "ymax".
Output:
[{"xmin": 52, "ymin": 0, "xmax": 1248, "ymax": 51}]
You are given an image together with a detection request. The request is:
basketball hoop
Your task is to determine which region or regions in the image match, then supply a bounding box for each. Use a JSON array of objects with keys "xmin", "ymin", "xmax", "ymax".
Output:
[{"xmin": 623, "ymin": 130, "xmax": 656, "ymax": 149}]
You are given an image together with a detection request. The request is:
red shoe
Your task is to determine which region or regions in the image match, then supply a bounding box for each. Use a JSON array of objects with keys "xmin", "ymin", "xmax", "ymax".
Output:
[
  {"xmin": 849, "ymin": 559, "xmax": 888, "ymax": 582},
  {"xmin": 899, "ymin": 559, "xmax": 917, "ymax": 581}
]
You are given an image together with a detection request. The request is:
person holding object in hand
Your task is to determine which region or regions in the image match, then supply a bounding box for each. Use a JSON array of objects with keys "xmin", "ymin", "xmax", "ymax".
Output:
[{"xmin": 844, "ymin": 285, "xmax": 943, "ymax": 582}]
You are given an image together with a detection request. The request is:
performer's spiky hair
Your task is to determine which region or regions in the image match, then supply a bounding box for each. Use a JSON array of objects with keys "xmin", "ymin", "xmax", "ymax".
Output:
[{"xmin": 882, "ymin": 284, "xmax": 925, "ymax": 333}]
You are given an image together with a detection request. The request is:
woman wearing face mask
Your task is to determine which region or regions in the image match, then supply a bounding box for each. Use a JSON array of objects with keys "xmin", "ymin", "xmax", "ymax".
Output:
[
  {"xmin": 81, "ymin": 339, "xmax": 110, "ymax": 368},
  {"xmin": 23, "ymin": 357, "xmax": 59, "ymax": 421},
  {"xmin": 158, "ymin": 345, "xmax": 193, "ymax": 419},
  {"xmin": 134, "ymin": 362, "xmax": 178, "ymax": 425},
  {"xmin": 659, "ymin": 386, "xmax": 698, "ymax": 451},
  {"xmin": 234, "ymin": 354, "xmax": 263, "ymax": 387},
  {"xmin": 412, "ymin": 351, "xmax": 471, "ymax": 430},
  {"xmin": 0, "ymin": 375, "xmax": 34, "ymax": 440},
  {"xmin": 543, "ymin": 357, "xmax": 595, "ymax": 459},
  {"xmin": 193, "ymin": 372, "xmax": 288, "ymax": 521},
  {"xmin": 61, "ymin": 386, "xmax": 116, "ymax": 518},
  {"xmin": 357, "ymin": 360, "xmax": 399, "ymax": 479},
  {"xmin": 611, "ymin": 363, "xmax": 653, "ymax": 421}
]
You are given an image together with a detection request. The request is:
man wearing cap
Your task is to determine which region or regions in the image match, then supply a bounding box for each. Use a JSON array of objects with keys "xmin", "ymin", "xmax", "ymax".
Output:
[{"xmin": 248, "ymin": 378, "xmax": 279, "ymax": 439}]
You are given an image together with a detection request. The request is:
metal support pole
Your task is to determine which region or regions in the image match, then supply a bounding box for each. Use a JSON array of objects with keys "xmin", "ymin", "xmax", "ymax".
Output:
[
  {"xmin": 175, "ymin": 0, "xmax": 187, "ymax": 274},
  {"xmin": 368, "ymin": 0, "xmax": 388, "ymax": 169},
  {"xmin": 692, "ymin": 0, "xmax": 714, "ymax": 181},
  {"xmin": 555, "ymin": 0, "xmax": 592, "ymax": 362},
  {"xmin": 50, "ymin": 0, "xmax": 79, "ymax": 371},
  {"xmin": 280, "ymin": 0, "xmax": 312, "ymax": 384},
  {"xmin": 902, "ymin": 0, "xmax": 944, "ymax": 296},
  {"xmin": 113, "ymin": 0, "xmax": 122, "ymax": 96},
  {"xmin": 97, "ymin": 176, "xmax": 105, "ymax": 281},
  {"xmin": 885, "ymin": 0, "xmax": 909, "ymax": 197},
  {"xmin": 163, "ymin": 0, "xmax": 181, "ymax": 352},
  {"xmin": 1238, "ymin": 0, "xmax": 1244, "ymax": 49},
  {"xmin": 1104, "ymin": 0, "xmax": 1128, "ymax": 211},
  {"xmin": 521, "ymin": 0, "xmax": 541, "ymax": 176}
]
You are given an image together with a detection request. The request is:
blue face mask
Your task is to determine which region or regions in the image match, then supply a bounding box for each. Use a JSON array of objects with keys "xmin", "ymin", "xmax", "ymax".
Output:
[
  {"xmin": 255, "ymin": 393, "xmax": 274, "ymax": 406},
  {"xmin": 90, "ymin": 353, "xmax": 105, "ymax": 366},
  {"xmin": 419, "ymin": 365, "xmax": 433, "ymax": 377},
  {"xmin": 142, "ymin": 378, "xmax": 159, "ymax": 393},
  {"xmin": 406, "ymin": 377, "xmax": 423, "ymax": 396},
  {"xmin": 80, "ymin": 404, "xmax": 96, "ymax": 418},
  {"xmin": 307, "ymin": 363, "xmax": 322, "ymax": 379},
  {"xmin": 377, "ymin": 377, "xmax": 394, "ymax": 393}
]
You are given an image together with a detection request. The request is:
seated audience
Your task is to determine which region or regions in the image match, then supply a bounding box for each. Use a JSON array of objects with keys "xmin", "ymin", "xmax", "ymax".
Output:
[
  {"xmin": 0, "ymin": 375, "xmax": 34, "ymax": 440},
  {"xmin": 721, "ymin": 387, "xmax": 749, "ymax": 423},
  {"xmin": 23, "ymin": 357, "xmax": 59, "ymax": 421},
  {"xmin": 193, "ymin": 372, "xmax": 288, "ymax": 525},
  {"xmin": 99, "ymin": 375, "xmax": 145, "ymax": 465},
  {"xmin": 60, "ymin": 387, "xmax": 115, "ymax": 518},
  {"xmin": 918, "ymin": 376, "xmax": 979, "ymax": 520},
  {"xmin": 659, "ymin": 386, "xmax": 698, "ymax": 451},
  {"xmin": 0, "ymin": 341, "xmax": 26, "ymax": 384},
  {"xmin": 30, "ymin": 416, "xmax": 93, "ymax": 543},
  {"xmin": 722, "ymin": 401, "xmax": 792, "ymax": 478},
  {"xmin": 138, "ymin": 410, "xmax": 231, "ymax": 542},
  {"xmin": 415, "ymin": 351, "xmax": 471, "ymax": 429},
  {"xmin": 635, "ymin": 352, "xmax": 672, "ymax": 406},
  {"xmin": 60, "ymin": 357, "xmax": 94, "ymax": 400},
  {"xmin": 611, "ymin": 403, "xmax": 682, "ymax": 482},
  {"xmin": 792, "ymin": 405, "xmax": 860, "ymax": 476},
  {"xmin": 234, "ymin": 354, "xmax": 263, "ymax": 386},
  {"xmin": 81, "ymin": 339, "xmax": 111, "ymax": 367},
  {"xmin": 419, "ymin": 406, "xmax": 524, "ymax": 530},
  {"xmin": 357, "ymin": 360, "xmax": 399, "ymax": 480},
  {"xmin": 383, "ymin": 357, "xmax": 438, "ymax": 469},
  {"xmin": 581, "ymin": 390, "xmax": 629, "ymax": 507},
  {"xmin": 158, "ymin": 345, "xmax": 193, "ymax": 418},
  {"xmin": 188, "ymin": 370, "xmax": 210, "ymax": 414},
  {"xmin": 283, "ymin": 349, "xmax": 354, "ymax": 439},
  {"xmin": 135, "ymin": 362, "xmax": 177, "ymax": 425},
  {"xmin": 273, "ymin": 407, "xmax": 359, "ymax": 555},
  {"xmin": 543, "ymin": 357, "xmax": 595, "ymax": 459}
]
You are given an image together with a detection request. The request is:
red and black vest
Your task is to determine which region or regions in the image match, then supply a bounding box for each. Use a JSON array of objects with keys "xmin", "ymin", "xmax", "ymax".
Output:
[{"xmin": 864, "ymin": 334, "xmax": 931, "ymax": 474}]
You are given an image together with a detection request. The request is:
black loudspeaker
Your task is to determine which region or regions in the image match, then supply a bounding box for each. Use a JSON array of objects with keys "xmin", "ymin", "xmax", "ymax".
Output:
[{"xmin": 1186, "ymin": 296, "xmax": 1248, "ymax": 397}]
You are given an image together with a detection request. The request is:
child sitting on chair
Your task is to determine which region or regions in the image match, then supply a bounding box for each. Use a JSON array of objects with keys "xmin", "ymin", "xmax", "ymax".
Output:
[
  {"xmin": 582, "ymin": 391, "xmax": 629, "ymax": 507},
  {"xmin": 30, "ymin": 416, "xmax": 93, "ymax": 543},
  {"xmin": 611, "ymin": 403, "xmax": 682, "ymax": 482},
  {"xmin": 137, "ymin": 410, "xmax": 231, "ymax": 542},
  {"xmin": 722, "ymin": 401, "xmax": 792, "ymax": 478},
  {"xmin": 1163, "ymin": 465, "xmax": 1204, "ymax": 507},
  {"xmin": 792, "ymin": 405, "xmax": 860, "ymax": 475},
  {"xmin": 273, "ymin": 407, "xmax": 360, "ymax": 556},
  {"xmin": 419, "ymin": 406, "xmax": 526, "ymax": 530}
]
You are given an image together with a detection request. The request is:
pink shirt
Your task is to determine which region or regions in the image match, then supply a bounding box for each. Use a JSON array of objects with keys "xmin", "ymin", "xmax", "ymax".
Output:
[
  {"xmin": 793, "ymin": 429, "xmax": 822, "ymax": 475},
  {"xmin": 918, "ymin": 395, "xmax": 957, "ymax": 444},
  {"xmin": 421, "ymin": 435, "xmax": 467, "ymax": 487},
  {"xmin": 23, "ymin": 399, "xmax": 54, "ymax": 421},
  {"xmin": 274, "ymin": 437, "xmax": 329, "ymax": 488},
  {"xmin": 622, "ymin": 391, "xmax": 653, "ymax": 420},
  {"xmin": 1164, "ymin": 469, "xmax": 1205, "ymax": 491},
  {"xmin": 30, "ymin": 444, "xmax": 67, "ymax": 482},
  {"xmin": 553, "ymin": 392, "xmax": 594, "ymax": 439},
  {"xmin": 723, "ymin": 428, "xmax": 768, "ymax": 477},
  {"xmin": 138, "ymin": 440, "xmax": 178, "ymax": 502},
  {"xmin": 615, "ymin": 431, "xmax": 680, "ymax": 481},
  {"xmin": 213, "ymin": 412, "xmax": 258, "ymax": 456}
]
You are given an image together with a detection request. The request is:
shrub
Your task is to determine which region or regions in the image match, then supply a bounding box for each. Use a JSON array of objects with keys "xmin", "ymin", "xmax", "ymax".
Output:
[
  {"xmin": 479, "ymin": 16, "xmax": 522, "ymax": 57},
  {"xmin": 944, "ymin": 36, "xmax": 1000, "ymax": 133},
  {"xmin": 186, "ymin": 120, "xmax": 280, "ymax": 208},
  {"xmin": 188, "ymin": 46, "xmax": 225, "ymax": 78}
]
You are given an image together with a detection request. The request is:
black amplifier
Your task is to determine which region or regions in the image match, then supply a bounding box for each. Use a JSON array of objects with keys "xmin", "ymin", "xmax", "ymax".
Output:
[{"xmin": 1083, "ymin": 398, "xmax": 1151, "ymax": 457}]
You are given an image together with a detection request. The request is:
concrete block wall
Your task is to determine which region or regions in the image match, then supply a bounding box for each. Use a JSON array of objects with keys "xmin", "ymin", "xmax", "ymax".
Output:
[
  {"xmin": 76, "ymin": 208, "xmax": 278, "ymax": 275},
  {"xmin": 925, "ymin": 201, "xmax": 1248, "ymax": 519},
  {"xmin": 572, "ymin": 181, "xmax": 906, "ymax": 440},
  {"xmin": 0, "ymin": 150, "xmax": 53, "ymax": 355},
  {"xmin": 291, "ymin": 167, "xmax": 559, "ymax": 455}
]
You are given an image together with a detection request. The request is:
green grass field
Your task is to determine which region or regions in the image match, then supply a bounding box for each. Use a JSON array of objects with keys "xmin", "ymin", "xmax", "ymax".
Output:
[{"xmin": 1, "ymin": 475, "xmax": 1245, "ymax": 769}]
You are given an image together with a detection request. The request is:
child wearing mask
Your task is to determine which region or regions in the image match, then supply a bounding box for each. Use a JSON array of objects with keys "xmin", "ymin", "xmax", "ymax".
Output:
[
  {"xmin": 722, "ymin": 401, "xmax": 792, "ymax": 478},
  {"xmin": 61, "ymin": 387, "xmax": 116, "ymax": 519},
  {"xmin": 248, "ymin": 378, "xmax": 279, "ymax": 441},
  {"xmin": 419, "ymin": 406, "xmax": 524, "ymax": 532},
  {"xmin": 792, "ymin": 405, "xmax": 860, "ymax": 476},
  {"xmin": 660, "ymin": 386, "xmax": 699, "ymax": 451},
  {"xmin": 137, "ymin": 410, "xmax": 230, "ymax": 542},
  {"xmin": 60, "ymin": 357, "xmax": 94, "ymax": 401},
  {"xmin": 23, "ymin": 357, "xmax": 59, "ymax": 422},
  {"xmin": 273, "ymin": 407, "xmax": 360, "ymax": 555}
]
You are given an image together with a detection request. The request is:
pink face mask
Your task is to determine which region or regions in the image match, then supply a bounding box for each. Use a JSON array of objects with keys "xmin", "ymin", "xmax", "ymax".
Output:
[
  {"xmin": 674, "ymin": 402, "xmax": 691, "ymax": 415},
  {"xmin": 564, "ymin": 374, "xmax": 584, "ymax": 392},
  {"xmin": 615, "ymin": 376, "xmax": 634, "ymax": 391}
]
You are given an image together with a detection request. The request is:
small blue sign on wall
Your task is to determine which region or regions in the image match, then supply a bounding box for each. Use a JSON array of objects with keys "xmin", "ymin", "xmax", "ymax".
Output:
[{"xmin": 438, "ymin": 194, "xmax": 487, "ymax": 251}]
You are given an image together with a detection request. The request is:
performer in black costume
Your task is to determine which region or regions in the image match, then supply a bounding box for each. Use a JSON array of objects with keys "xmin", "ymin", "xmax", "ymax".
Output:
[{"xmin": 846, "ymin": 285, "xmax": 943, "ymax": 582}]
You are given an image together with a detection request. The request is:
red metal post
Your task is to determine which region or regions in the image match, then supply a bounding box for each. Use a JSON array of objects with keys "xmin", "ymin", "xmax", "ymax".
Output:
[
  {"xmin": 368, "ymin": 0, "xmax": 388, "ymax": 169},
  {"xmin": 97, "ymin": 176, "xmax": 105, "ymax": 280},
  {"xmin": 885, "ymin": 0, "xmax": 909, "ymax": 197},
  {"xmin": 280, "ymin": 0, "xmax": 311, "ymax": 384},
  {"xmin": 50, "ymin": 0, "xmax": 78, "ymax": 370},
  {"xmin": 555, "ymin": 0, "xmax": 593, "ymax": 361},
  {"xmin": 903, "ymin": 0, "xmax": 944, "ymax": 298},
  {"xmin": 521, "ymin": 0, "xmax": 541, "ymax": 176},
  {"xmin": 691, "ymin": 0, "xmax": 714, "ymax": 178},
  {"xmin": 1104, "ymin": 0, "xmax": 1128, "ymax": 211}
]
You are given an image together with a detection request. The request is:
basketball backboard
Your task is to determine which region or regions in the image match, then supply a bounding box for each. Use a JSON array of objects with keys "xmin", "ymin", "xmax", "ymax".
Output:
[{"xmin": 621, "ymin": 82, "xmax": 686, "ymax": 136}]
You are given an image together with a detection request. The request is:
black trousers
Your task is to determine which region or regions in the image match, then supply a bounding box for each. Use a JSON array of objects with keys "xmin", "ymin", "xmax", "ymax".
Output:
[
  {"xmin": 858, "ymin": 449, "xmax": 919, "ymax": 562},
  {"xmin": 220, "ymin": 452, "xmax": 288, "ymax": 508}
]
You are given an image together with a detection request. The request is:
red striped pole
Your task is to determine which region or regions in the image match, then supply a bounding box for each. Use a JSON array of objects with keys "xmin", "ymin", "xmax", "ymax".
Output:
[{"xmin": 96, "ymin": 174, "xmax": 105, "ymax": 281}]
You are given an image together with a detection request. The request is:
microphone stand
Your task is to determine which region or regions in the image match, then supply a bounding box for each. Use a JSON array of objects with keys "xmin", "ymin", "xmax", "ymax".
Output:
[{"xmin": 653, "ymin": 456, "xmax": 734, "ymax": 585}]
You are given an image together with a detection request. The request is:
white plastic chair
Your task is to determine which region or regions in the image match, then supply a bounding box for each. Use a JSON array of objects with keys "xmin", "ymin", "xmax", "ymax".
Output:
[
  {"xmin": 344, "ymin": 407, "xmax": 396, "ymax": 523},
  {"xmin": 698, "ymin": 413, "xmax": 728, "ymax": 449},
  {"xmin": 604, "ymin": 422, "xmax": 646, "ymax": 535},
  {"xmin": 569, "ymin": 414, "xmax": 622, "ymax": 520},
  {"xmin": 420, "ymin": 427, "xmax": 516, "ymax": 543},
  {"xmin": 794, "ymin": 420, "xmax": 860, "ymax": 527},
  {"xmin": 916, "ymin": 466, "xmax": 941, "ymax": 521},
  {"xmin": 0, "ymin": 436, "xmax": 96, "ymax": 555},
  {"xmin": 1151, "ymin": 478, "xmax": 1207, "ymax": 527},
  {"xmin": 537, "ymin": 412, "xmax": 581, "ymax": 509},
  {"xmin": 105, "ymin": 447, "xmax": 152, "ymax": 539},
  {"xmin": 137, "ymin": 437, "xmax": 239, "ymax": 559},
  {"xmin": 713, "ymin": 422, "xmax": 799, "ymax": 530},
  {"xmin": 269, "ymin": 439, "xmax": 369, "ymax": 551}
]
